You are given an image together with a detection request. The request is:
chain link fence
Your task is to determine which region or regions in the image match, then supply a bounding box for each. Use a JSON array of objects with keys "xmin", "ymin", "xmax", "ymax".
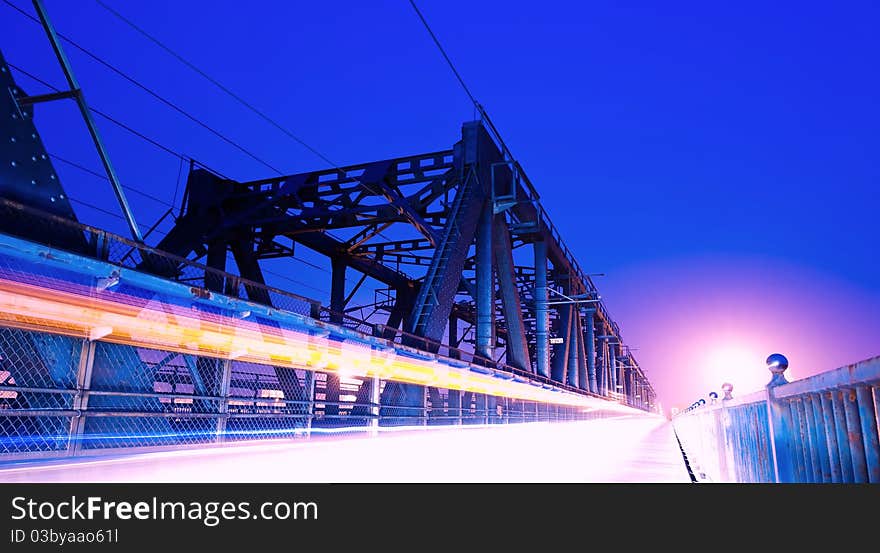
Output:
[
  {"xmin": 1, "ymin": 325, "xmax": 624, "ymax": 460},
  {"xmin": 0, "ymin": 197, "xmax": 635, "ymax": 460}
]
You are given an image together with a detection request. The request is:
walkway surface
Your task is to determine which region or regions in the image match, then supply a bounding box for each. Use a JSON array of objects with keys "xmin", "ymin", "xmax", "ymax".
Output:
[{"xmin": 0, "ymin": 416, "xmax": 691, "ymax": 483}]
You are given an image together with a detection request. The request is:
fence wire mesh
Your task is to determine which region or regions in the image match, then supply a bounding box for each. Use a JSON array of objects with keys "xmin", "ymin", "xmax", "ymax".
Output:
[
  {"xmin": 0, "ymin": 198, "xmax": 641, "ymax": 460},
  {"xmin": 0, "ymin": 326, "xmax": 626, "ymax": 459}
]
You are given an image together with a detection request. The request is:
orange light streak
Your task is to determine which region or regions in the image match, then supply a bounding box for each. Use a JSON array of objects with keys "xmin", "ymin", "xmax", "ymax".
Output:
[{"xmin": 0, "ymin": 277, "xmax": 637, "ymax": 410}]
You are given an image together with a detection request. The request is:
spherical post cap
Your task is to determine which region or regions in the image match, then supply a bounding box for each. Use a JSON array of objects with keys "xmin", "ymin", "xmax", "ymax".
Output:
[
  {"xmin": 766, "ymin": 353, "xmax": 789, "ymax": 373},
  {"xmin": 766, "ymin": 353, "xmax": 790, "ymax": 387},
  {"xmin": 721, "ymin": 382, "xmax": 734, "ymax": 400}
]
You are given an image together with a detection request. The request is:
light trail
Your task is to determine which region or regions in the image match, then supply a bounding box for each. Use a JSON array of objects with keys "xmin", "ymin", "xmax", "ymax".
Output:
[{"xmin": 0, "ymin": 276, "xmax": 639, "ymax": 412}]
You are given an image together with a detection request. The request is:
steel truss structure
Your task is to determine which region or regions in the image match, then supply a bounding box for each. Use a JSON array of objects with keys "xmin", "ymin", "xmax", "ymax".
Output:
[
  {"xmin": 0, "ymin": 41, "xmax": 657, "ymax": 460},
  {"xmin": 153, "ymin": 121, "xmax": 656, "ymax": 412}
]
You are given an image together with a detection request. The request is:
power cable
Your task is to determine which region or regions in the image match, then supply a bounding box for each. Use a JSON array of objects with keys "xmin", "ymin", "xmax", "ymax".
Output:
[{"xmin": 3, "ymin": 0, "xmax": 283, "ymax": 174}]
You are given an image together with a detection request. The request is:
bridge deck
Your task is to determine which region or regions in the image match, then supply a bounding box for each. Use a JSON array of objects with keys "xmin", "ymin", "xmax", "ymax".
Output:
[{"xmin": 0, "ymin": 416, "xmax": 690, "ymax": 483}]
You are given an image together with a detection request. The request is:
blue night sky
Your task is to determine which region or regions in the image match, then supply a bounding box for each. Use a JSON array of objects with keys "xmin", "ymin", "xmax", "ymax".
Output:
[{"xmin": 2, "ymin": 0, "xmax": 878, "ymax": 409}]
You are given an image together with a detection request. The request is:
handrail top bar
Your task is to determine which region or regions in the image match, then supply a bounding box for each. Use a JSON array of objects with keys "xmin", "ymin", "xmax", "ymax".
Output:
[{"xmin": 772, "ymin": 355, "xmax": 880, "ymax": 399}]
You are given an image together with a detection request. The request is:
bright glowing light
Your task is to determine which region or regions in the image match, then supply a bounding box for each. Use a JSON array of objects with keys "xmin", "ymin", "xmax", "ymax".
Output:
[
  {"xmin": 706, "ymin": 346, "xmax": 758, "ymax": 375},
  {"xmin": 703, "ymin": 343, "xmax": 766, "ymax": 396},
  {"xmin": 0, "ymin": 418, "xmax": 689, "ymax": 483}
]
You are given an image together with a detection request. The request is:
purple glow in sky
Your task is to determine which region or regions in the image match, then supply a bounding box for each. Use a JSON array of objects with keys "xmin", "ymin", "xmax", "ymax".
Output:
[{"xmin": 602, "ymin": 254, "xmax": 880, "ymax": 412}]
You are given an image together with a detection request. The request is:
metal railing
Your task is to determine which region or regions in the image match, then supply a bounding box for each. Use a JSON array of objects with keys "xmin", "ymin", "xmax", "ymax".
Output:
[
  {"xmin": 0, "ymin": 197, "xmax": 649, "ymax": 409},
  {"xmin": 672, "ymin": 354, "xmax": 880, "ymax": 483},
  {"xmin": 0, "ymin": 199, "xmax": 647, "ymax": 461},
  {"xmin": 0, "ymin": 321, "xmax": 623, "ymax": 460},
  {"xmin": 0, "ymin": 197, "xmax": 321, "ymax": 319}
]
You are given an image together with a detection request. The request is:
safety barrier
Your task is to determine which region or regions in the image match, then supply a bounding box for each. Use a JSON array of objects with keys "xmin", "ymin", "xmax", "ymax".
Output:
[
  {"xmin": 0, "ymin": 218, "xmax": 644, "ymax": 460},
  {"xmin": 673, "ymin": 354, "xmax": 880, "ymax": 483}
]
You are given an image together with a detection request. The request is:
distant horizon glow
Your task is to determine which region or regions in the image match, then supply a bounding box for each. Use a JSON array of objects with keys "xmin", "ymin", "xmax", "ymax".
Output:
[{"xmin": 603, "ymin": 253, "xmax": 880, "ymax": 412}]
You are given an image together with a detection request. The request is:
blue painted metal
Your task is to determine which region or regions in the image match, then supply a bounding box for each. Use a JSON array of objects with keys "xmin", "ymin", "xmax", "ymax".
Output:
[
  {"xmin": 842, "ymin": 388, "xmax": 868, "ymax": 482},
  {"xmin": 608, "ymin": 344, "xmax": 618, "ymax": 397},
  {"xmin": 566, "ymin": 309, "xmax": 579, "ymax": 389},
  {"xmin": 492, "ymin": 213, "xmax": 530, "ymax": 372},
  {"xmin": 675, "ymin": 356, "xmax": 880, "ymax": 482},
  {"xmin": 474, "ymin": 200, "xmax": 494, "ymax": 361},
  {"xmin": 0, "ymin": 49, "xmax": 86, "ymax": 254},
  {"xmin": 795, "ymin": 399, "xmax": 815, "ymax": 482},
  {"xmin": 410, "ymin": 122, "xmax": 494, "ymax": 344},
  {"xmin": 532, "ymin": 239, "xmax": 549, "ymax": 378},
  {"xmin": 830, "ymin": 391, "xmax": 854, "ymax": 481},
  {"xmin": 856, "ymin": 386, "xmax": 880, "ymax": 482},
  {"xmin": 806, "ymin": 394, "xmax": 831, "ymax": 482},
  {"xmin": 31, "ymin": 0, "xmax": 142, "ymax": 242},
  {"xmin": 575, "ymin": 312, "xmax": 587, "ymax": 391},
  {"xmin": 0, "ymin": 230, "xmax": 600, "ymax": 416},
  {"xmin": 583, "ymin": 309, "xmax": 597, "ymax": 393},
  {"xmin": 550, "ymin": 304, "xmax": 570, "ymax": 383},
  {"xmin": 820, "ymin": 391, "xmax": 843, "ymax": 482}
]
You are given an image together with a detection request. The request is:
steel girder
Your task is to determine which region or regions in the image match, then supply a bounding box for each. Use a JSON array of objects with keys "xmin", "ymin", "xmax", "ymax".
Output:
[
  {"xmin": 0, "ymin": 42, "xmax": 656, "ymax": 409},
  {"xmin": 0, "ymin": 50, "xmax": 86, "ymax": 254},
  {"xmin": 137, "ymin": 121, "xmax": 648, "ymax": 398}
]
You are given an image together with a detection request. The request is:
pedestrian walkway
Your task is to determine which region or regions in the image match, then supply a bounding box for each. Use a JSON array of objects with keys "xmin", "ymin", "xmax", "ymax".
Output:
[{"xmin": 0, "ymin": 416, "xmax": 691, "ymax": 483}]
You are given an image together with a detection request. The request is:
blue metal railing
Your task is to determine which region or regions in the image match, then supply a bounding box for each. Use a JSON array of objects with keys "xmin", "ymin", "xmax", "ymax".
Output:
[{"xmin": 673, "ymin": 354, "xmax": 880, "ymax": 483}]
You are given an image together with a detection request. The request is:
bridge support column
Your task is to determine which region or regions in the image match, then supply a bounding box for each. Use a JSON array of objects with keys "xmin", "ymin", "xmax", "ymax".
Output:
[
  {"xmin": 609, "ymin": 343, "xmax": 618, "ymax": 397},
  {"xmin": 493, "ymin": 214, "xmax": 530, "ymax": 371},
  {"xmin": 576, "ymin": 312, "xmax": 587, "ymax": 391},
  {"xmin": 566, "ymin": 309, "xmax": 580, "ymax": 388},
  {"xmin": 326, "ymin": 259, "xmax": 346, "ymax": 417},
  {"xmin": 584, "ymin": 309, "xmax": 597, "ymax": 393},
  {"xmin": 475, "ymin": 202, "xmax": 494, "ymax": 362},
  {"xmin": 533, "ymin": 240, "xmax": 549, "ymax": 377},
  {"xmin": 447, "ymin": 314, "xmax": 461, "ymax": 424},
  {"xmin": 551, "ymin": 304, "xmax": 571, "ymax": 382}
]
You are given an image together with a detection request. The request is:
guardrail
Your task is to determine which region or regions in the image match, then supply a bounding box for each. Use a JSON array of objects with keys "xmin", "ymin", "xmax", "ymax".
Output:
[
  {"xmin": 0, "ymin": 197, "xmax": 651, "ymax": 409},
  {"xmin": 0, "ymin": 220, "xmax": 649, "ymax": 461},
  {"xmin": 672, "ymin": 354, "xmax": 880, "ymax": 483}
]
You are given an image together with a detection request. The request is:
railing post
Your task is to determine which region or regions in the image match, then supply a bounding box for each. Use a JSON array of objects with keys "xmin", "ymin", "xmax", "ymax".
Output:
[
  {"xmin": 765, "ymin": 353, "xmax": 796, "ymax": 483},
  {"xmin": 305, "ymin": 371, "xmax": 317, "ymax": 438},
  {"xmin": 717, "ymin": 383, "xmax": 737, "ymax": 482},
  {"xmin": 370, "ymin": 375, "xmax": 381, "ymax": 435},
  {"xmin": 215, "ymin": 358, "xmax": 233, "ymax": 442},
  {"xmin": 67, "ymin": 338, "xmax": 96, "ymax": 456}
]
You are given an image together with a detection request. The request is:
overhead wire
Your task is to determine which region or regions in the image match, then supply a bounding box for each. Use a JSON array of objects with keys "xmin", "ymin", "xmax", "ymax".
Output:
[
  {"xmin": 7, "ymin": 61, "xmax": 330, "ymax": 285},
  {"xmin": 5, "ymin": 1, "xmax": 418, "ymax": 294},
  {"xmin": 50, "ymin": 153, "xmax": 175, "ymax": 208},
  {"xmin": 2, "ymin": 0, "xmax": 283, "ymax": 175},
  {"xmin": 406, "ymin": 0, "xmax": 641, "ymax": 363},
  {"xmin": 5, "ymin": 60, "xmax": 191, "ymax": 164},
  {"xmin": 94, "ymin": 0, "xmax": 400, "ymax": 245}
]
